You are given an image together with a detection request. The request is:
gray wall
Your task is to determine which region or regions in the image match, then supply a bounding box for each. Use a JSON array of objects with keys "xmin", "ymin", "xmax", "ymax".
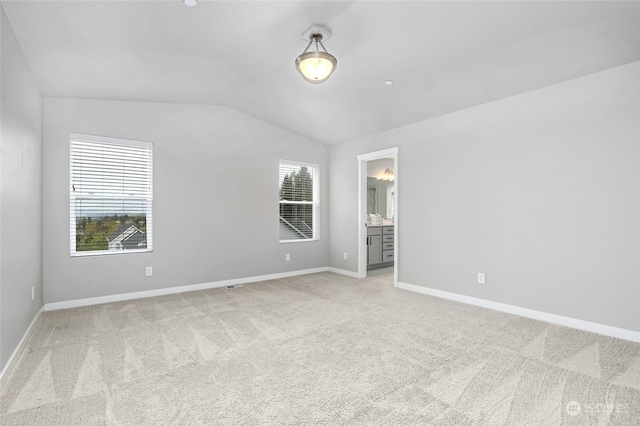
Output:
[
  {"xmin": 367, "ymin": 158, "xmax": 394, "ymax": 178},
  {"xmin": 329, "ymin": 62, "xmax": 640, "ymax": 332},
  {"xmin": 0, "ymin": 6, "xmax": 43, "ymax": 372},
  {"xmin": 43, "ymin": 99, "xmax": 328, "ymax": 304}
]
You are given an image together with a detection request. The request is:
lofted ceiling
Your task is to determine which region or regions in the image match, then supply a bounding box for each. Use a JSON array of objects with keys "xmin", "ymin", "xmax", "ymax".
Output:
[{"xmin": 3, "ymin": 1, "xmax": 639, "ymax": 145}]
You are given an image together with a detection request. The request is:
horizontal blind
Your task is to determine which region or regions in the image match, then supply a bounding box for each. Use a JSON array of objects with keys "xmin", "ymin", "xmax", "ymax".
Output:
[
  {"xmin": 70, "ymin": 134, "xmax": 153, "ymax": 255},
  {"xmin": 279, "ymin": 161, "xmax": 319, "ymax": 241}
]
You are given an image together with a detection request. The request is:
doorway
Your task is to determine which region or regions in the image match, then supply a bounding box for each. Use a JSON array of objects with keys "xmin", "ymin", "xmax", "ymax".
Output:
[{"xmin": 357, "ymin": 148, "xmax": 398, "ymax": 286}]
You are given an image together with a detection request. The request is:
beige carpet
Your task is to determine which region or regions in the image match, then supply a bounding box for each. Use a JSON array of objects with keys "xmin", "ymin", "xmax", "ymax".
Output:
[{"xmin": 1, "ymin": 272, "xmax": 639, "ymax": 425}]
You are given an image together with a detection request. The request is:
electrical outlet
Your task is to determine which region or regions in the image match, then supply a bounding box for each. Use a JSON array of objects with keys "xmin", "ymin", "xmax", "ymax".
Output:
[
  {"xmin": 285, "ymin": 254, "xmax": 291, "ymax": 262},
  {"xmin": 478, "ymin": 273, "xmax": 485, "ymax": 284},
  {"xmin": 343, "ymin": 252, "xmax": 348, "ymax": 260},
  {"xmin": 31, "ymin": 286, "xmax": 35, "ymax": 301},
  {"xmin": 146, "ymin": 266, "xmax": 153, "ymax": 276}
]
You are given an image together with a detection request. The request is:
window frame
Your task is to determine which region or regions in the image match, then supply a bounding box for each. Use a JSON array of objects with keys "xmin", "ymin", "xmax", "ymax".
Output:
[
  {"xmin": 69, "ymin": 133, "xmax": 153, "ymax": 257},
  {"xmin": 278, "ymin": 160, "xmax": 320, "ymax": 243}
]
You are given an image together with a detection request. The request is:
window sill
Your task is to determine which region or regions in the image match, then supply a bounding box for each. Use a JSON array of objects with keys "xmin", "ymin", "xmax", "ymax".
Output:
[
  {"xmin": 279, "ymin": 239, "xmax": 319, "ymax": 244},
  {"xmin": 71, "ymin": 249, "xmax": 153, "ymax": 258}
]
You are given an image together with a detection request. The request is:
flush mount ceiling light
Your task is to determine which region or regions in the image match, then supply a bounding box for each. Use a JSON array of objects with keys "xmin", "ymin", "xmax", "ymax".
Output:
[
  {"xmin": 295, "ymin": 26, "xmax": 337, "ymax": 84},
  {"xmin": 183, "ymin": 0, "xmax": 197, "ymax": 6}
]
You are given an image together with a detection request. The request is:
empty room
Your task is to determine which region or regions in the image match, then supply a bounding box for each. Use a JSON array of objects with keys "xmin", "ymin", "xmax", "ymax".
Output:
[{"xmin": 1, "ymin": 1, "xmax": 639, "ymax": 425}]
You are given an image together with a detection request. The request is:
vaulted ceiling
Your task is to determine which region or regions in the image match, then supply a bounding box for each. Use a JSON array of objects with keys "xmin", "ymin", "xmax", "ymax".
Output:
[{"xmin": 3, "ymin": 1, "xmax": 639, "ymax": 145}]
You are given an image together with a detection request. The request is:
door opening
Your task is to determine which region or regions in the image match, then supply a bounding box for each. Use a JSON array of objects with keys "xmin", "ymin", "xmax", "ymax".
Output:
[{"xmin": 357, "ymin": 148, "xmax": 398, "ymax": 286}]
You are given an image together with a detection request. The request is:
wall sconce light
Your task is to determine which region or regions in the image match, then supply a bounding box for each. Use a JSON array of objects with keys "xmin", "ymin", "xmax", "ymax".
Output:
[
  {"xmin": 295, "ymin": 30, "xmax": 337, "ymax": 84},
  {"xmin": 377, "ymin": 169, "xmax": 395, "ymax": 182}
]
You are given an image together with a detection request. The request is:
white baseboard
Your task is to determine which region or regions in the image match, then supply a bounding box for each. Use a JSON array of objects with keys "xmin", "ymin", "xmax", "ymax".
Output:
[
  {"xmin": 327, "ymin": 267, "xmax": 360, "ymax": 278},
  {"xmin": 398, "ymin": 281, "xmax": 640, "ymax": 343},
  {"xmin": 44, "ymin": 267, "xmax": 331, "ymax": 311},
  {"xmin": 0, "ymin": 306, "xmax": 44, "ymax": 389}
]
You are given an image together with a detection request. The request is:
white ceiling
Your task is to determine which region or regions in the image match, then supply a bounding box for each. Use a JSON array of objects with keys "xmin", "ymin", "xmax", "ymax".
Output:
[{"xmin": 3, "ymin": 1, "xmax": 639, "ymax": 145}]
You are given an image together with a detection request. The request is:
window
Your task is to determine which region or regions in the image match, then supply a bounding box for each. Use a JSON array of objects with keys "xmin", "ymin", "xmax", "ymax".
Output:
[
  {"xmin": 70, "ymin": 134, "xmax": 153, "ymax": 256},
  {"xmin": 279, "ymin": 160, "xmax": 319, "ymax": 242}
]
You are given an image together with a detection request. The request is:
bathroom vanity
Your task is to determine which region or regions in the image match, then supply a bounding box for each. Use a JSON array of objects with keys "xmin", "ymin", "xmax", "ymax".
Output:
[{"xmin": 366, "ymin": 225, "xmax": 394, "ymax": 269}]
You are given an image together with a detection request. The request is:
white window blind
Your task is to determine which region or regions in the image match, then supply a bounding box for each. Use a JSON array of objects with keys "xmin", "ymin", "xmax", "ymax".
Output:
[
  {"xmin": 279, "ymin": 160, "xmax": 319, "ymax": 242},
  {"xmin": 70, "ymin": 134, "xmax": 153, "ymax": 256}
]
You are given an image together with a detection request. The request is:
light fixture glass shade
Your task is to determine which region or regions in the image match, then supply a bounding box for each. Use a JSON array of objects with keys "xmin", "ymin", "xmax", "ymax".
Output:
[
  {"xmin": 295, "ymin": 33, "xmax": 337, "ymax": 84},
  {"xmin": 296, "ymin": 51, "xmax": 337, "ymax": 84}
]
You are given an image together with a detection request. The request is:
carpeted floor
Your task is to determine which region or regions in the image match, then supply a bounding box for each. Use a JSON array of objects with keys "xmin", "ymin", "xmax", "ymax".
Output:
[{"xmin": 1, "ymin": 272, "xmax": 638, "ymax": 425}]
